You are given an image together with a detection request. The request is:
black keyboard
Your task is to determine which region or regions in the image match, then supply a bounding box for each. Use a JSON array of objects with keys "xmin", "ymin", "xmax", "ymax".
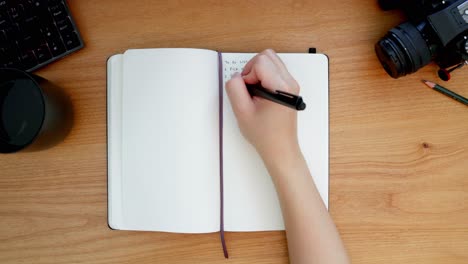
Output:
[{"xmin": 0, "ymin": 0, "xmax": 84, "ymax": 72}]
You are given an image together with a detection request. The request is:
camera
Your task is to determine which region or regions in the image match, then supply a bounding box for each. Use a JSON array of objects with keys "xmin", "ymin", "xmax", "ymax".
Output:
[{"xmin": 375, "ymin": 0, "xmax": 468, "ymax": 78}]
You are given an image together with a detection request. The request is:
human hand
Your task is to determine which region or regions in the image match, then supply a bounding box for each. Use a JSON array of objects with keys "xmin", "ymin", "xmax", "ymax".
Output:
[{"xmin": 225, "ymin": 49, "xmax": 301, "ymax": 161}]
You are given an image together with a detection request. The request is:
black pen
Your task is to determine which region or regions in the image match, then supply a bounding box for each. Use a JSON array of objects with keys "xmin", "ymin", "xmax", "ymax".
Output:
[
  {"xmin": 422, "ymin": 80, "xmax": 468, "ymax": 106},
  {"xmin": 246, "ymin": 83, "xmax": 306, "ymax": 111}
]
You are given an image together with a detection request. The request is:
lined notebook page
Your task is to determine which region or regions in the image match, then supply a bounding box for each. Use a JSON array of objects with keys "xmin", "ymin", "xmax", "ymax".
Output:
[
  {"xmin": 221, "ymin": 53, "xmax": 329, "ymax": 231},
  {"xmin": 222, "ymin": 58, "xmax": 249, "ymax": 80},
  {"xmin": 119, "ymin": 49, "xmax": 220, "ymax": 233}
]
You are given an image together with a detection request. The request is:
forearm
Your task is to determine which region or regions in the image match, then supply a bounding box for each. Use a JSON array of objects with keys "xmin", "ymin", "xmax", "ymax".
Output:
[
  {"xmin": 225, "ymin": 49, "xmax": 348, "ymax": 263},
  {"xmin": 261, "ymin": 150, "xmax": 350, "ymax": 264}
]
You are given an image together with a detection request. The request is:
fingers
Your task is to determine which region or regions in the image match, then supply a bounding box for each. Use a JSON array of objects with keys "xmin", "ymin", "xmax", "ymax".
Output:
[
  {"xmin": 242, "ymin": 57, "xmax": 289, "ymax": 92},
  {"xmin": 225, "ymin": 73, "xmax": 255, "ymax": 117},
  {"xmin": 241, "ymin": 54, "xmax": 258, "ymax": 76},
  {"xmin": 262, "ymin": 49, "xmax": 288, "ymax": 74},
  {"xmin": 242, "ymin": 49, "xmax": 287, "ymax": 77},
  {"xmin": 241, "ymin": 54, "xmax": 275, "ymax": 84},
  {"xmin": 263, "ymin": 50, "xmax": 300, "ymax": 93},
  {"xmin": 241, "ymin": 49, "xmax": 300, "ymax": 94}
]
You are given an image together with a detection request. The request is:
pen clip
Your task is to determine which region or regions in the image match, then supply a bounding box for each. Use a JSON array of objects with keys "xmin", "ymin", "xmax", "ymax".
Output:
[
  {"xmin": 276, "ymin": 90, "xmax": 306, "ymax": 111},
  {"xmin": 246, "ymin": 83, "xmax": 306, "ymax": 111},
  {"xmin": 276, "ymin": 90, "xmax": 298, "ymax": 99}
]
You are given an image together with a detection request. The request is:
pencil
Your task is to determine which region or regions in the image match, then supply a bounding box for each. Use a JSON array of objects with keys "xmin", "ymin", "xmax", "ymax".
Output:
[{"xmin": 422, "ymin": 80, "xmax": 468, "ymax": 106}]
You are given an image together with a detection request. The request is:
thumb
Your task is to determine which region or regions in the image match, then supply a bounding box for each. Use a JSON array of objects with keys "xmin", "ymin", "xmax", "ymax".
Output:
[{"xmin": 225, "ymin": 72, "xmax": 254, "ymax": 116}]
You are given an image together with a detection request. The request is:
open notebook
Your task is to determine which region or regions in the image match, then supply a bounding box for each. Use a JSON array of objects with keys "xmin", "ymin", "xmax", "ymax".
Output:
[{"xmin": 107, "ymin": 48, "xmax": 329, "ymax": 234}]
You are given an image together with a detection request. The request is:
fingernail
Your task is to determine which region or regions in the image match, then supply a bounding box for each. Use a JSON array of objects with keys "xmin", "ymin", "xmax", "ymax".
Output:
[{"xmin": 231, "ymin": 72, "xmax": 240, "ymax": 79}]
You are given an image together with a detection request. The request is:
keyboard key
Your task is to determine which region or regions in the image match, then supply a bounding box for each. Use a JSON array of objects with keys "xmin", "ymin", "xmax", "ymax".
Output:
[
  {"xmin": 21, "ymin": 34, "xmax": 44, "ymax": 50},
  {"xmin": 42, "ymin": 23, "xmax": 60, "ymax": 39},
  {"xmin": 33, "ymin": 1, "xmax": 53, "ymax": 24},
  {"xmin": 18, "ymin": 49, "xmax": 37, "ymax": 69},
  {"xmin": 0, "ymin": 0, "xmax": 6, "ymax": 12},
  {"xmin": 19, "ymin": 22, "xmax": 43, "ymax": 49},
  {"xmin": 8, "ymin": 4, "xmax": 25, "ymax": 23},
  {"xmin": 49, "ymin": 3, "xmax": 67, "ymax": 21},
  {"xmin": 21, "ymin": 17, "xmax": 41, "ymax": 34},
  {"xmin": 20, "ymin": 34, "xmax": 35, "ymax": 49},
  {"xmin": 2, "ymin": 46, "xmax": 20, "ymax": 68},
  {"xmin": 3, "ymin": 24, "xmax": 20, "ymax": 40},
  {"xmin": 0, "ymin": 11, "xmax": 8, "ymax": 27},
  {"xmin": 61, "ymin": 31, "xmax": 80, "ymax": 50},
  {"xmin": 0, "ymin": 29, "xmax": 6, "ymax": 42},
  {"xmin": 29, "ymin": 0, "xmax": 48, "ymax": 12},
  {"xmin": 34, "ymin": 44, "xmax": 51, "ymax": 63},
  {"xmin": 30, "ymin": 0, "xmax": 42, "ymax": 7},
  {"xmin": 6, "ymin": 59, "xmax": 21, "ymax": 68},
  {"xmin": 55, "ymin": 18, "xmax": 72, "ymax": 33},
  {"xmin": 0, "ymin": 51, "xmax": 9, "ymax": 67},
  {"xmin": 24, "ymin": 14, "xmax": 38, "ymax": 24},
  {"xmin": 47, "ymin": 37, "xmax": 65, "ymax": 56},
  {"xmin": 22, "ymin": 1, "xmax": 34, "ymax": 13},
  {"xmin": 0, "ymin": 46, "xmax": 8, "ymax": 60}
]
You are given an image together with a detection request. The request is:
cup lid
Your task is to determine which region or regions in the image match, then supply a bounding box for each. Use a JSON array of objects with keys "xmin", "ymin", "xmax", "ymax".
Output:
[{"xmin": 0, "ymin": 68, "xmax": 45, "ymax": 153}]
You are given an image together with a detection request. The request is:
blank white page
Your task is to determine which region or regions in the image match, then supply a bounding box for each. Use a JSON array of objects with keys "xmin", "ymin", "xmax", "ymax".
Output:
[
  {"xmin": 221, "ymin": 53, "xmax": 329, "ymax": 231},
  {"xmin": 108, "ymin": 54, "xmax": 124, "ymax": 230},
  {"xmin": 120, "ymin": 49, "xmax": 220, "ymax": 233}
]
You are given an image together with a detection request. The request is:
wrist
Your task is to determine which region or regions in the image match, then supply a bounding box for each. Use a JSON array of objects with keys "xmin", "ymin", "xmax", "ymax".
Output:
[
  {"xmin": 260, "ymin": 145, "xmax": 312, "ymax": 193},
  {"xmin": 259, "ymin": 142, "xmax": 303, "ymax": 173}
]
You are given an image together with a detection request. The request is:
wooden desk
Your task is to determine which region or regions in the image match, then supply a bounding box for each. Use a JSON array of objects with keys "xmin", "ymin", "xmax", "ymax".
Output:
[{"xmin": 1, "ymin": 0, "xmax": 467, "ymax": 263}]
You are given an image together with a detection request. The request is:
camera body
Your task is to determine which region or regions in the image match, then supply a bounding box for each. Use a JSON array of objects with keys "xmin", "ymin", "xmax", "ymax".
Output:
[{"xmin": 375, "ymin": 0, "xmax": 468, "ymax": 78}]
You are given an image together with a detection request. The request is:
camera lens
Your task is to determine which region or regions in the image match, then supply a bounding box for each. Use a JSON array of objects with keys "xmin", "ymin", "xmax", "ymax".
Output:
[{"xmin": 375, "ymin": 22, "xmax": 432, "ymax": 78}]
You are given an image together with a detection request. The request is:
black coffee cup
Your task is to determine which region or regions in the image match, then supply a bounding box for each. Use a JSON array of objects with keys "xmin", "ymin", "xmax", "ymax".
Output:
[{"xmin": 0, "ymin": 68, "xmax": 73, "ymax": 153}]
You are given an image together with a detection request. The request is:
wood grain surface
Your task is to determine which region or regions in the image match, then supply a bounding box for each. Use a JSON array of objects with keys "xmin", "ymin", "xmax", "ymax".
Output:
[{"xmin": 1, "ymin": 0, "xmax": 467, "ymax": 263}]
